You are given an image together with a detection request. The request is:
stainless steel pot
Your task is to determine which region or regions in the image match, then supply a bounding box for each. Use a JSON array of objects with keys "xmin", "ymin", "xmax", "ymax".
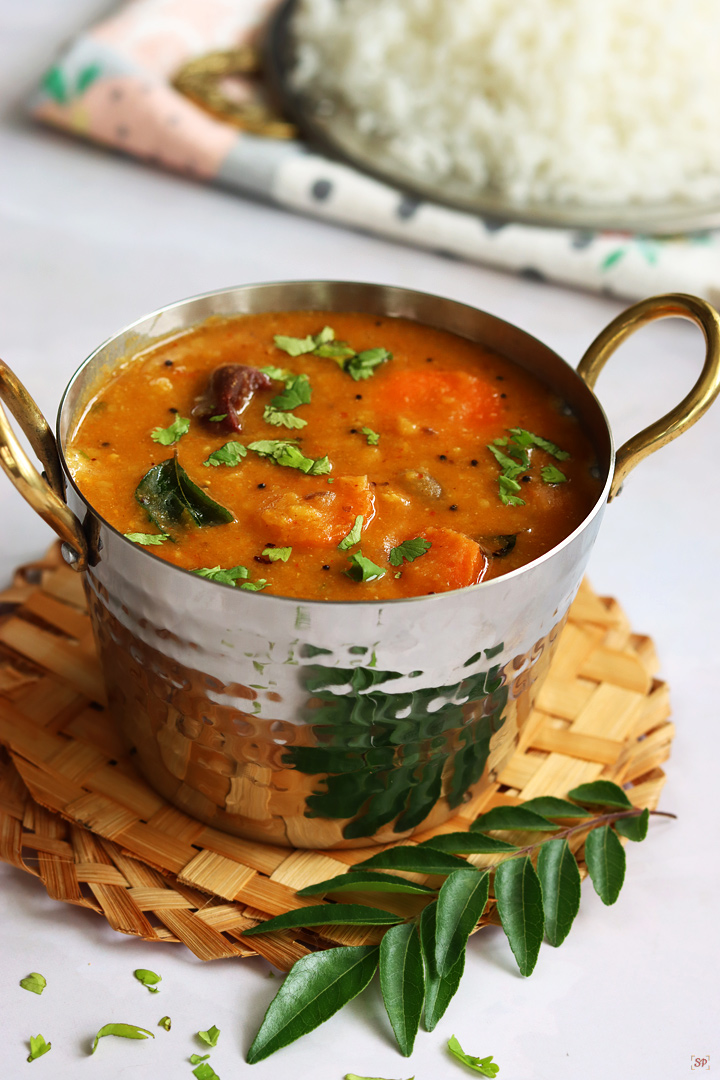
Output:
[{"xmin": 2, "ymin": 284, "xmax": 719, "ymax": 848}]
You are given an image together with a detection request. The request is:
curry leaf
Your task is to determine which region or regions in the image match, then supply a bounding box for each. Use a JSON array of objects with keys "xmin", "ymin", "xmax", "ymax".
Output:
[
  {"xmin": 388, "ymin": 538, "xmax": 432, "ymax": 566},
  {"xmin": 354, "ymin": 847, "xmax": 468, "ymax": 875},
  {"xmin": 91, "ymin": 1023, "xmax": 154, "ymax": 1053},
  {"xmin": 520, "ymin": 796, "xmax": 592, "ymax": 819},
  {"xmin": 471, "ymin": 805, "xmax": 558, "ymax": 832},
  {"xmin": 242, "ymin": 904, "xmax": 403, "ymax": 936},
  {"xmin": 418, "ymin": 832, "xmax": 517, "ymax": 855},
  {"xmin": 584, "ymin": 825, "xmax": 626, "ymax": 905},
  {"xmin": 297, "ymin": 871, "xmax": 437, "ymax": 897},
  {"xmin": 133, "ymin": 968, "xmax": 161, "ymax": 992},
  {"xmin": 135, "ymin": 457, "xmax": 233, "ymax": 530},
  {"xmin": 246, "ymin": 945, "xmax": 379, "ymax": 1063},
  {"xmin": 615, "ymin": 807, "xmax": 650, "ymax": 842},
  {"xmin": 420, "ymin": 901, "xmax": 465, "ymax": 1032},
  {"xmin": 338, "ymin": 515, "xmax": 364, "ymax": 551},
  {"xmin": 494, "ymin": 856, "xmax": 544, "ymax": 976},
  {"xmin": 536, "ymin": 838, "xmax": 581, "ymax": 947},
  {"xmin": 20, "ymin": 973, "xmax": 46, "ymax": 995},
  {"xmin": 203, "ymin": 441, "xmax": 247, "ymax": 467},
  {"xmin": 447, "ymin": 1035, "xmax": 499, "ymax": 1077},
  {"xmin": 379, "ymin": 922, "xmax": 424, "ymax": 1056},
  {"xmin": 567, "ymin": 780, "xmax": 633, "ymax": 810},
  {"xmin": 27, "ymin": 1034, "xmax": 51, "ymax": 1061},
  {"xmin": 151, "ymin": 415, "xmax": 190, "ymax": 445},
  {"xmin": 197, "ymin": 1025, "xmax": 220, "ymax": 1047},
  {"xmin": 434, "ymin": 869, "xmax": 489, "ymax": 978}
]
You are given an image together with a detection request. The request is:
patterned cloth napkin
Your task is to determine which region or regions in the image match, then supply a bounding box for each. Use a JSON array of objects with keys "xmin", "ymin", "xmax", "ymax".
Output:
[{"xmin": 31, "ymin": 0, "xmax": 720, "ymax": 304}]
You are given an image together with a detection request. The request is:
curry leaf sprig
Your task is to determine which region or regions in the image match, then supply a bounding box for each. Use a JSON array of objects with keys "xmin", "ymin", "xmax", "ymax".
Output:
[
  {"xmin": 487, "ymin": 427, "xmax": 570, "ymax": 507},
  {"xmin": 273, "ymin": 326, "xmax": 392, "ymax": 382},
  {"xmin": 245, "ymin": 780, "xmax": 674, "ymax": 1064}
]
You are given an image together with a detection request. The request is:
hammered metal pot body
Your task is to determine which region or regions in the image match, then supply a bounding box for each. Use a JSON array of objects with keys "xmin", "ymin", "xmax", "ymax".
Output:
[{"xmin": 58, "ymin": 283, "xmax": 613, "ymax": 849}]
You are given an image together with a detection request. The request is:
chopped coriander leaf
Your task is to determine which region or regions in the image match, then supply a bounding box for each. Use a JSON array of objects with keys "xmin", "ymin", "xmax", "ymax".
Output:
[
  {"xmin": 498, "ymin": 474, "xmax": 525, "ymax": 506},
  {"xmin": 314, "ymin": 325, "xmax": 335, "ymax": 345},
  {"xmin": 159, "ymin": 1016, "xmax": 171, "ymax": 1031},
  {"xmin": 338, "ymin": 515, "xmax": 364, "ymax": 551},
  {"xmin": 133, "ymin": 968, "xmax": 161, "ymax": 992},
  {"xmin": 447, "ymin": 1035, "xmax": 499, "ymax": 1077},
  {"xmin": 203, "ymin": 441, "xmax": 247, "ymax": 467},
  {"xmin": 258, "ymin": 364, "xmax": 292, "ymax": 382},
  {"xmin": 389, "ymin": 538, "xmax": 432, "ymax": 566},
  {"xmin": 263, "ymin": 405, "xmax": 307, "ymax": 430},
  {"xmin": 193, "ymin": 565, "xmax": 249, "ymax": 585},
  {"xmin": 487, "ymin": 443, "xmax": 526, "ymax": 477},
  {"xmin": 208, "ymin": 414, "xmax": 227, "ymax": 422},
  {"xmin": 124, "ymin": 532, "xmax": 169, "ymax": 546},
  {"xmin": 27, "ymin": 1034, "xmax": 51, "ymax": 1061},
  {"xmin": 314, "ymin": 340, "xmax": 356, "ymax": 362},
  {"xmin": 345, "ymin": 348, "xmax": 392, "ymax": 381},
  {"xmin": 360, "ymin": 426, "xmax": 380, "ymax": 446},
  {"xmin": 239, "ymin": 579, "xmax": 268, "ymax": 592},
  {"xmin": 248, "ymin": 440, "xmax": 331, "ymax": 475},
  {"xmin": 190, "ymin": 1054, "xmax": 210, "ymax": 1065},
  {"xmin": 91, "ymin": 1023, "xmax": 154, "ymax": 1053},
  {"xmin": 540, "ymin": 464, "xmax": 568, "ymax": 484},
  {"xmin": 508, "ymin": 427, "xmax": 570, "ymax": 460},
  {"xmin": 20, "ymin": 973, "xmax": 47, "ymax": 995},
  {"xmin": 151, "ymin": 415, "xmax": 190, "ymax": 445},
  {"xmin": 345, "ymin": 551, "xmax": 386, "ymax": 582},
  {"xmin": 262, "ymin": 547, "xmax": 292, "ymax": 562},
  {"xmin": 271, "ymin": 372, "xmax": 312, "ymax": 411},
  {"xmin": 273, "ymin": 333, "xmax": 317, "ymax": 356},
  {"xmin": 193, "ymin": 1064, "xmax": 220, "ymax": 1080},
  {"xmin": 197, "ymin": 1025, "xmax": 221, "ymax": 1047}
]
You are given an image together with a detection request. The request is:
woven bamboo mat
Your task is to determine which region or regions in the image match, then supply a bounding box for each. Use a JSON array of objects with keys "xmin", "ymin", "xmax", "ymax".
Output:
[{"xmin": 0, "ymin": 545, "xmax": 674, "ymax": 969}]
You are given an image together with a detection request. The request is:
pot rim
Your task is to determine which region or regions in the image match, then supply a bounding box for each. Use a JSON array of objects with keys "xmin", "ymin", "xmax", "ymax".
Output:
[{"xmin": 56, "ymin": 279, "xmax": 615, "ymax": 606}]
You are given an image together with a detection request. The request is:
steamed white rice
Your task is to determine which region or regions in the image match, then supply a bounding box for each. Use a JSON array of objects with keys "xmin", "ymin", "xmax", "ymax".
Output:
[{"xmin": 289, "ymin": 0, "xmax": 720, "ymax": 206}]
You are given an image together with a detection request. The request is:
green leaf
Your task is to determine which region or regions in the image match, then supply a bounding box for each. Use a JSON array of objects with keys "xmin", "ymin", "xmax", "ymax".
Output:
[
  {"xmin": 193, "ymin": 565, "xmax": 249, "ymax": 586},
  {"xmin": 487, "ymin": 443, "xmax": 527, "ymax": 477},
  {"xmin": 584, "ymin": 825, "xmax": 626, "ymax": 905},
  {"xmin": 133, "ymin": 968, "xmax": 161, "ymax": 992},
  {"xmin": 76, "ymin": 63, "xmax": 102, "ymax": 93},
  {"xmin": 190, "ymin": 1053, "xmax": 210, "ymax": 1064},
  {"xmin": 159, "ymin": 1016, "xmax": 171, "ymax": 1031},
  {"xmin": 346, "ymin": 1075, "xmax": 413, "ymax": 1080},
  {"xmin": 567, "ymin": 780, "xmax": 632, "ymax": 810},
  {"xmin": 614, "ymin": 808, "xmax": 650, "ymax": 842},
  {"xmin": 314, "ymin": 341, "xmax": 357, "ymax": 362},
  {"xmin": 91, "ymin": 1023, "xmax": 154, "ymax": 1053},
  {"xmin": 209, "ymin": 414, "xmax": 227, "ymax": 422},
  {"xmin": 240, "ymin": 579, "xmax": 268, "ymax": 592},
  {"xmin": 388, "ymin": 538, "xmax": 432, "ymax": 567},
  {"xmin": 124, "ymin": 531, "xmax": 169, "ymax": 546},
  {"xmin": 344, "ymin": 551, "xmax": 386, "ymax": 582},
  {"xmin": 540, "ymin": 464, "xmax": 567, "ymax": 484},
  {"xmin": 262, "ymin": 546, "xmax": 292, "ymax": 562},
  {"xmin": 271, "ymin": 373, "xmax": 312, "ymax": 411},
  {"xmin": 263, "ymin": 406, "xmax": 308, "ymax": 429},
  {"xmin": 193, "ymin": 1064, "xmax": 220, "ymax": 1080},
  {"xmin": 494, "ymin": 856, "xmax": 544, "ymax": 976},
  {"xmin": 520, "ymin": 796, "xmax": 592, "ymax": 819},
  {"xmin": 447, "ymin": 1035, "xmax": 499, "ymax": 1077},
  {"xmin": 197, "ymin": 1024, "xmax": 220, "ymax": 1047},
  {"xmin": 248, "ymin": 439, "xmax": 331, "ymax": 475},
  {"xmin": 420, "ymin": 901, "xmax": 465, "ymax": 1032},
  {"xmin": 203, "ymin": 441, "xmax": 247, "ymax": 467},
  {"xmin": 259, "ymin": 365, "xmax": 292, "ymax": 382},
  {"xmin": 135, "ymin": 457, "xmax": 233, "ymax": 531},
  {"xmin": 345, "ymin": 348, "xmax": 392, "ymax": 381},
  {"xmin": 354, "ymin": 847, "xmax": 468, "ymax": 875},
  {"xmin": 242, "ymin": 904, "xmax": 403, "ymax": 936},
  {"xmin": 151, "ymin": 415, "xmax": 190, "ymax": 445},
  {"xmin": 27, "ymin": 1034, "xmax": 52, "ymax": 1062},
  {"xmin": 471, "ymin": 805, "xmax": 558, "ymax": 832},
  {"xmin": 536, "ymin": 838, "xmax": 581, "ymax": 947},
  {"xmin": 20, "ymin": 973, "xmax": 46, "ymax": 995},
  {"xmin": 435, "ymin": 869, "xmax": 489, "ymax": 978},
  {"xmin": 246, "ymin": 945, "xmax": 379, "ymax": 1063},
  {"xmin": 418, "ymin": 832, "xmax": 517, "ymax": 855},
  {"xmin": 507, "ymin": 428, "xmax": 570, "ymax": 460},
  {"xmin": 379, "ymin": 922, "xmax": 424, "ymax": 1056},
  {"xmin": 297, "ymin": 871, "xmax": 437, "ymax": 897},
  {"xmin": 361, "ymin": 426, "xmax": 380, "ymax": 446},
  {"xmin": 338, "ymin": 515, "xmax": 364, "ymax": 551},
  {"xmin": 42, "ymin": 66, "xmax": 67, "ymax": 103},
  {"xmin": 274, "ymin": 333, "xmax": 317, "ymax": 356}
]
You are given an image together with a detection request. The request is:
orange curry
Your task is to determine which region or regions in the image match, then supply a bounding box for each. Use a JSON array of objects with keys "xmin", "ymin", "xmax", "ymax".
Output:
[{"xmin": 67, "ymin": 311, "xmax": 603, "ymax": 600}]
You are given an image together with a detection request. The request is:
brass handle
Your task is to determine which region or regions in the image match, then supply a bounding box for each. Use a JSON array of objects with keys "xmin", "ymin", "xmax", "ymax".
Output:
[
  {"xmin": 0, "ymin": 359, "xmax": 88, "ymax": 571},
  {"xmin": 578, "ymin": 293, "xmax": 720, "ymax": 499}
]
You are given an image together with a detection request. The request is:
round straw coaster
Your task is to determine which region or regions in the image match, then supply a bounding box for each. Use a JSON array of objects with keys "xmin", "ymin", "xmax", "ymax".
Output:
[{"xmin": 0, "ymin": 545, "xmax": 673, "ymax": 968}]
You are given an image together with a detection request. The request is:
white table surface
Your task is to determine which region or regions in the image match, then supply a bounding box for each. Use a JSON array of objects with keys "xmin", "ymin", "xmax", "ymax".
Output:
[{"xmin": 1, "ymin": 4, "xmax": 719, "ymax": 1078}]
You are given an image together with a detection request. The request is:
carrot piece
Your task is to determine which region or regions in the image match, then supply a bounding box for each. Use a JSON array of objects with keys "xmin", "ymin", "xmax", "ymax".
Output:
[
  {"xmin": 397, "ymin": 526, "xmax": 487, "ymax": 593},
  {"xmin": 261, "ymin": 475, "xmax": 375, "ymax": 548},
  {"xmin": 377, "ymin": 370, "xmax": 500, "ymax": 432}
]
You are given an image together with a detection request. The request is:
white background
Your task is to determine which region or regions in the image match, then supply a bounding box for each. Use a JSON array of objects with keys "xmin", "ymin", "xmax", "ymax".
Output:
[{"xmin": 1, "ymin": 4, "xmax": 718, "ymax": 1078}]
